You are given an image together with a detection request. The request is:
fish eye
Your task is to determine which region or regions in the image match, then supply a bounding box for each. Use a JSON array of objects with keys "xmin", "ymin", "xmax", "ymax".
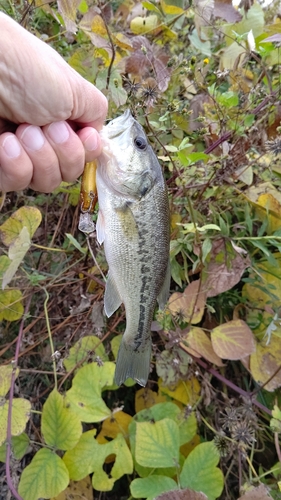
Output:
[{"xmin": 134, "ymin": 136, "xmax": 147, "ymax": 150}]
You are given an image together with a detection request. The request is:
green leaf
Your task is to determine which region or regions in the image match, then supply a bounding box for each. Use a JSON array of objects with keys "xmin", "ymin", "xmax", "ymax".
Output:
[
  {"xmin": 223, "ymin": 3, "xmax": 264, "ymax": 40},
  {"xmin": 217, "ymin": 91, "xmax": 239, "ymax": 108},
  {"xmin": 2, "ymin": 226, "xmax": 31, "ymax": 289},
  {"xmin": 96, "ymin": 68, "xmax": 127, "ymax": 107},
  {"xmin": 64, "ymin": 335, "xmax": 109, "ymax": 372},
  {"xmin": 0, "ymin": 288, "xmax": 24, "ymax": 321},
  {"xmin": 202, "ymin": 238, "xmax": 212, "ymax": 263},
  {"xmin": 0, "ymin": 432, "xmax": 30, "ymax": 462},
  {"xmin": 0, "ymin": 255, "xmax": 10, "ymax": 280},
  {"xmin": 177, "ymin": 411, "xmax": 197, "ymax": 446},
  {"xmin": 134, "ymin": 403, "xmax": 197, "ymax": 447},
  {"xmin": 180, "ymin": 441, "xmax": 224, "ymax": 500},
  {"xmin": 244, "ymin": 114, "xmax": 255, "ymax": 128},
  {"xmin": 18, "ymin": 448, "xmax": 69, "ymax": 500},
  {"xmin": 41, "ymin": 389, "xmax": 82, "ymax": 450},
  {"xmin": 65, "ymin": 362, "xmax": 115, "ymax": 422},
  {"xmin": 135, "ymin": 418, "xmax": 180, "ymax": 468},
  {"xmin": 188, "ymin": 29, "xmax": 211, "ymax": 57},
  {"xmin": 130, "ymin": 475, "xmax": 178, "ymax": 500},
  {"xmin": 65, "ymin": 233, "xmax": 87, "ymax": 254},
  {"xmin": 63, "ymin": 430, "xmax": 133, "ymax": 491},
  {"xmin": 0, "ymin": 398, "xmax": 31, "ymax": 446},
  {"xmin": 171, "ymin": 258, "xmax": 183, "ymax": 287},
  {"xmin": 184, "ymin": 152, "xmax": 209, "ymax": 165},
  {"xmin": 136, "ymin": 402, "xmax": 180, "ymax": 423},
  {"xmin": 165, "ymin": 145, "xmax": 178, "ymax": 152},
  {"xmin": 0, "ymin": 206, "xmax": 41, "ymax": 247},
  {"xmin": 161, "ymin": 0, "xmax": 184, "ymax": 15},
  {"xmin": 142, "ymin": 1, "xmax": 162, "ymax": 14},
  {"xmin": 63, "ymin": 429, "xmax": 97, "ymax": 480},
  {"xmin": 270, "ymin": 405, "xmax": 281, "ymax": 432},
  {"xmin": 78, "ymin": 0, "xmax": 88, "ymax": 13}
]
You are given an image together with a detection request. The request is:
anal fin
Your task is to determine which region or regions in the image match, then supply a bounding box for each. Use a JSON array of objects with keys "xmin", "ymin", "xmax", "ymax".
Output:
[{"xmin": 104, "ymin": 271, "xmax": 122, "ymax": 317}]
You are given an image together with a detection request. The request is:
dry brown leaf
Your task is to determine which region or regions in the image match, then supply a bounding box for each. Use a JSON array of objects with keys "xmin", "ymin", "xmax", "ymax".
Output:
[
  {"xmin": 169, "ymin": 280, "xmax": 206, "ymax": 324},
  {"xmin": 52, "ymin": 476, "xmax": 93, "ymax": 499},
  {"xmin": 57, "ymin": 0, "xmax": 80, "ymax": 33},
  {"xmin": 203, "ymin": 239, "xmax": 250, "ymax": 298},
  {"xmin": 211, "ymin": 320, "xmax": 256, "ymax": 360},
  {"xmin": 125, "ymin": 36, "xmax": 170, "ymax": 91},
  {"xmin": 238, "ymin": 484, "xmax": 274, "ymax": 500},
  {"xmin": 156, "ymin": 489, "xmax": 208, "ymax": 500},
  {"xmin": 194, "ymin": 0, "xmax": 214, "ymax": 40},
  {"xmin": 214, "ymin": 0, "xmax": 242, "ymax": 22}
]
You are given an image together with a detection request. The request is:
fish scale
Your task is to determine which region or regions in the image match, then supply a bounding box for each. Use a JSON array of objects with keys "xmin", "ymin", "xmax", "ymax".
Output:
[{"xmin": 96, "ymin": 110, "xmax": 170, "ymax": 386}]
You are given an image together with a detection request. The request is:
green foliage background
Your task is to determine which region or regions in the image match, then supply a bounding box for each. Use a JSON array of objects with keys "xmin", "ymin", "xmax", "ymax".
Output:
[{"xmin": 1, "ymin": 0, "xmax": 281, "ymax": 499}]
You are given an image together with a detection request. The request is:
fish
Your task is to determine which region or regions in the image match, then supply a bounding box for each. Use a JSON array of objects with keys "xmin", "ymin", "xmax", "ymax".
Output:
[{"xmin": 96, "ymin": 109, "xmax": 170, "ymax": 386}]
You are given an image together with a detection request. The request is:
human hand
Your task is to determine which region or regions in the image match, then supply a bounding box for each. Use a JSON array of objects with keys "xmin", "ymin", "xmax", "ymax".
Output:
[{"xmin": 0, "ymin": 13, "xmax": 108, "ymax": 193}]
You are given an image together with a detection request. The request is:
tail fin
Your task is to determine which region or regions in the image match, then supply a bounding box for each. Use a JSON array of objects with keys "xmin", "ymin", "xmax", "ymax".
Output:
[{"xmin": 114, "ymin": 339, "xmax": 151, "ymax": 387}]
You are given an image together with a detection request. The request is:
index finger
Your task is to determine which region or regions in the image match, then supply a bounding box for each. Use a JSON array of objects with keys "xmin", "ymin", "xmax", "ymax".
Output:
[{"xmin": 70, "ymin": 77, "xmax": 108, "ymax": 131}]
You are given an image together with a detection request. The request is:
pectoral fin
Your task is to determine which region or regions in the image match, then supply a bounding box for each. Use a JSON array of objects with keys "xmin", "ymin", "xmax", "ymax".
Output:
[
  {"xmin": 157, "ymin": 260, "xmax": 171, "ymax": 309},
  {"xmin": 96, "ymin": 210, "xmax": 105, "ymax": 244},
  {"xmin": 115, "ymin": 202, "xmax": 139, "ymax": 240},
  {"xmin": 104, "ymin": 271, "xmax": 122, "ymax": 317}
]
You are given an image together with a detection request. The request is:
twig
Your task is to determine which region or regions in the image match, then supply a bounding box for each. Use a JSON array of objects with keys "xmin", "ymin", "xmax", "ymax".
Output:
[
  {"xmin": 98, "ymin": 2, "xmax": 115, "ymax": 90},
  {"xmin": 6, "ymin": 295, "xmax": 32, "ymax": 500},
  {"xmin": 189, "ymin": 356, "xmax": 272, "ymax": 416},
  {"xmin": 275, "ymin": 432, "xmax": 281, "ymax": 463}
]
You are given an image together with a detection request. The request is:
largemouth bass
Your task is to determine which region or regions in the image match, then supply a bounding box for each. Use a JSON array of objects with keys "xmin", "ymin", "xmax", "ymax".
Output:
[{"xmin": 96, "ymin": 110, "xmax": 170, "ymax": 386}]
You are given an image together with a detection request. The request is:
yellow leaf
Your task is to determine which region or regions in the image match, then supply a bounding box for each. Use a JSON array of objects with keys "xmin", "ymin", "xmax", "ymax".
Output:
[
  {"xmin": 168, "ymin": 280, "xmax": 206, "ymax": 324},
  {"xmin": 257, "ymin": 192, "xmax": 281, "ymax": 233},
  {"xmin": 96, "ymin": 410, "xmax": 133, "ymax": 444},
  {"xmin": 112, "ymin": 33, "xmax": 133, "ymax": 50},
  {"xmin": 244, "ymin": 182, "xmax": 281, "ymax": 233},
  {"xmin": 180, "ymin": 434, "xmax": 201, "ymax": 458},
  {"xmin": 52, "ymin": 476, "xmax": 93, "ymax": 500},
  {"xmin": 130, "ymin": 15, "xmax": 159, "ymax": 35},
  {"xmin": 91, "ymin": 14, "xmax": 107, "ymax": 36},
  {"xmin": 159, "ymin": 377, "xmax": 201, "ymax": 406},
  {"xmin": 0, "ymin": 398, "xmax": 31, "ymax": 446},
  {"xmin": 181, "ymin": 327, "xmax": 224, "ymax": 366},
  {"xmin": 0, "ymin": 289, "xmax": 24, "ymax": 321},
  {"xmin": 0, "ymin": 365, "xmax": 19, "ymax": 397},
  {"xmin": 242, "ymin": 254, "xmax": 281, "ymax": 337},
  {"xmin": 135, "ymin": 388, "xmax": 167, "ymax": 413},
  {"xmin": 160, "ymin": 0, "xmax": 184, "ymax": 15},
  {"xmin": 0, "ymin": 206, "xmax": 42, "ymax": 247},
  {"xmin": 211, "ymin": 320, "xmax": 256, "ymax": 360},
  {"xmin": 250, "ymin": 336, "xmax": 281, "ymax": 391},
  {"xmin": 2, "ymin": 227, "xmax": 31, "ymax": 289}
]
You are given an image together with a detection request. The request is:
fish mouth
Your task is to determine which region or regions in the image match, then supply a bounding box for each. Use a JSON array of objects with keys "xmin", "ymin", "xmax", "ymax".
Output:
[{"xmin": 103, "ymin": 109, "xmax": 135, "ymax": 140}]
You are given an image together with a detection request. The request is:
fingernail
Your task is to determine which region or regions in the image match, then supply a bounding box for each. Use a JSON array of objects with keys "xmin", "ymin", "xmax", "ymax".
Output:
[
  {"xmin": 48, "ymin": 121, "xmax": 70, "ymax": 144},
  {"xmin": 84, "ymin": 130, "xmax": 98, "ymax": 151},
  {"xmin": 3, "ymin": 135, "xmax": 21, "ymax": 158},
  {"xmin": 21, "ymin": 125, "xmax": 45, "ymax": 151}
]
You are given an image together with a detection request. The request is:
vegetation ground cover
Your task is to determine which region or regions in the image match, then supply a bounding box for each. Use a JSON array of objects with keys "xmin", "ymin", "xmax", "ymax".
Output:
[{"xmin": 1, "ymin": 0, "xmax": 281, "ymax": 499}]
